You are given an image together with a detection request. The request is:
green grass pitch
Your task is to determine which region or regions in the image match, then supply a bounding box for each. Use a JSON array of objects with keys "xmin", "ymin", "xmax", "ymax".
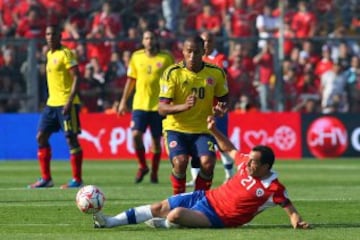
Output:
[{"xmin": 0, "ymin": 159, "xmax": 359, "ymax": 240}]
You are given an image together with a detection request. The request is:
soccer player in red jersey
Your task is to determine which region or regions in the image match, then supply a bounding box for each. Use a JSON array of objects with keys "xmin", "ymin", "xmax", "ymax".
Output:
[
  {"xmin": 28, "ymin": 25, "xmax": 84, "ymax": 189},
  {"xmin": 93, "ymin": 116, "xmax": 310, "ymax": 230}
]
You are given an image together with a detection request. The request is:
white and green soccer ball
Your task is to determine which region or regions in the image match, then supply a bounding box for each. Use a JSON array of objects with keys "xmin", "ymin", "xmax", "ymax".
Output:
[{"xmin": 76, "ymin": 185, "xmax": 105, "ymax": 214}]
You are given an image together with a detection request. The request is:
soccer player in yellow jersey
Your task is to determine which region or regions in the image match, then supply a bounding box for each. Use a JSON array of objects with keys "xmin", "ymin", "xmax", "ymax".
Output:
[
  {"xmin": 187, "ymin": 31, "xmax": 234, "ymax": 187},
  {"xmin": 28, "ymin": 25, "xmax": 84, "ymax": 189},
  {"xmin": 159, "ymin": 35, "xmax": 229, "ymax": 194},
  {"xmin": 117, "ymin": 30, "xmax": 174, "ymax": 183}
]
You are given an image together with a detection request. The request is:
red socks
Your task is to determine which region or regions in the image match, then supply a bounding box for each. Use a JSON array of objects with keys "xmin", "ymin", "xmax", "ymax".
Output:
[
  {"xmin": 135, "ymin": 149, "xmax": 147, "ymax": 169},
  {"xmin": 195, "ymin": 172, "xmax": 213, "ymax": 191},
  {"xmin": 151, "ymin": 152, "xmax": 161, "ymax": 176},
  {"xmin": 70, "ymin": 147, "xmax": 83, "ymax": 182},
  {"xmin": 37, "ymin": 147, "xmax": 51, "ymax": 180},
  {"xmin": 170, "ymin": 173, "xmax": 186, "ymax": 195}
]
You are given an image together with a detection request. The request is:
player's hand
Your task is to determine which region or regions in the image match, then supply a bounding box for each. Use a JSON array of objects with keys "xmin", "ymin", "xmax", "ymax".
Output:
[
  {"xmin": 185, "ymin": 92, "xmax": 196, "ymax": 110},
  {"xmin": 294, "ymin": 221, "xmax": 311, "ymax": 230},
  {"xmin": 117, "ymin": 102, "xmax": 127, "ymax": 116},
  {"xmin": 213, "ymin": 102, "xmax": 228, "ymax": 117},
  {"xmin": 62, "ymin": 102, "xmax": 71, "ymax": 115},
  {"xmin": 207, "ymin": 115, "xmax": 216, "ymax": 131}
]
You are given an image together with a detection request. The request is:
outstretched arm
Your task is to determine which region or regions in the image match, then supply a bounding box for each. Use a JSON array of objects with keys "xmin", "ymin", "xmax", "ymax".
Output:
[
  {"xmin": 283, "ymin": 203, "xmax": 311, "ymax": 229},
  {"xmin": 207, "ymin": 116, "xmax": 237, "ymax": 159}
]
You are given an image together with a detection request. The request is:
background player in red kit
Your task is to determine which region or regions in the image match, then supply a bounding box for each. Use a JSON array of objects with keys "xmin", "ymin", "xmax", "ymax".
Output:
[{"xmin": 93, "ymin": 116, "xmax": 310, "ymax": 230}]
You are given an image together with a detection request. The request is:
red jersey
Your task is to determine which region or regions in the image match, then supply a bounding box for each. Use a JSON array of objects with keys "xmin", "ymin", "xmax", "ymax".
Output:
[
  {"xmin": 195, "ymin": 13, "xmax": 222, "ymax": 33},
  {"xmin": 291, "ymin": 11, "xmax": 316, "ymax": 38},
  {"xmin": 202, "ymin": 50, "xmax": 229, "ymax": 69},
  {"xmin": 206, "ymin": 152, "xmax": 290, "ymax": 227}
]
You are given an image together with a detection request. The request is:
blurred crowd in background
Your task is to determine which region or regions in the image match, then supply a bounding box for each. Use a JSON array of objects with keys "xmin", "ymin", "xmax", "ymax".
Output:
[{"xmin": 1, "ymin": 0, "xmax": 360, "ymax": 114}]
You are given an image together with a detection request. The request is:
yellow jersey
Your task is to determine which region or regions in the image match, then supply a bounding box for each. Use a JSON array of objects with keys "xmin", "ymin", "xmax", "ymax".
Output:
[
  {"xmin": 46, "ymin": 46, "xmax": 80, "ymax": 106},
  {"xmin": 127, "ymin": 49, "xmax": 174, "ymax": 111},
  {"xmin": 160, "ymin": 62, "xmax": 228, "ymax": 133}
]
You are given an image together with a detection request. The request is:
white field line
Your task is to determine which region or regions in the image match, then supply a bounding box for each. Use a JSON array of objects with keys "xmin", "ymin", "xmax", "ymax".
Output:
[
  {"xmin": 0, "ymin": 223, "xmax": 71, "ymax": 226},
  {"xmin": 0, "ymin": 198, "xmax": 357, "ymax": 208}
]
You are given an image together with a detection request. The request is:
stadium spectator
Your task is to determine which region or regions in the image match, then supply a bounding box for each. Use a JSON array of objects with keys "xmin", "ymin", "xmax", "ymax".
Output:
[
  {"xmin": 28, "ymin": 25, "xmax": 84, "ymax": 189},
  {"xmin": 83, "ymin": 57, "xmax": 106, "ymax": 111},
  {"xmin": 0, "ymin": 48, "xmax": 24, "ymax": 88},
  {"xmin": 15, "ymin": 6, "xmax": 46, "ymax": 39},
  {"xmin": 233, "ymin": 94, "xmax": 259, "ymax": 114},
  {"xmin": 227, "ymin": 54, "xmax": 257, "ymax": 106},
  {"xmin": 292, "ymin": 97, "xmax": 320, "ymax": 113},
  {"xmin": 12, "ymin": 0, "xmax": 44, "ymax": 26},
  {"xmin": 91, "ymin": 1, "xmax": 122, "ymax": 39},
  {"xmin": 312, "ymin": 0, "xmax": 334, "ymax": 33},
  {"xmin": 0, "ymin": 47, "xmax": 26, "ymax": 113},
  {"xmin": 282, "ymin": 60, "xmax": 298, "ymax": 111},
  {"xmin": 186, "ymin": 31, "xmax": 233, "ymax": 188},
  {"xmin": 195, "ymin": 3, "xmax": 222, "ymax": 35},
  {"xmin": 253, "ymin": 41, "xmax": 274, "ymax": 112},
  {"xmin": 86, "ymin": 23, "xmax": 112, "ymax": 71},
  {"xmin": 38, "ymin": 0, "xmax": 67, "ymax": 25},
  {"xmin": 225, "ymin": 0, "xmax": 255, "ymax": 53},
  {"xmin": 93, "ymin": 117, "xmax": 310, "ymax": 230},
  {"xmin": 320, "ymin": 63, "xmax": 348, "ymax": 113},
  {"xmin": 299, "ymin": 40, "xmax": 321, "ymax": 66},
  {"xmin": 246, "ymin": 0, "xmax": 267, "ymax": 14},
  {"xmin": 255, "ymin": 4, "xmax": 279, "ymax": 49},
  {"xmin": 273, "ymin": 21, "xmax": 295, "ymax": 58},
  {"xmin": 209, "ymin": 0, "xmax": 233, "ymax": 21},
  {"xmin": 179, "ymin": 0, "xmax": 204, "ymax": 35},
  {"xmin": 344, "ymin": 55, "xmax": 360, "ymax": 113},
  {"xmin": 291, "ymin": 0, "xmax": 317, "ymax": 38},
  {"xmin": 314, "ymin": 45, "xmax": 333, "ymax": 80},
  {"xmin": 117, "ymin": 30, "xmax": 174, "ymax": 184},
  {"xmin": 105, "ymin": 51, "xmax": 127, "ymax": 100},
  {"xmin": 158, "ymin": 35, "xmax": 228, "ymax": 194},
  {"xmin": 0, "ymin": 0, "xmax": 17, "ymax": 37},
  {"xmin": 118, "ymin": 26, "xmax": 142, "ymax": 54},
  {"xmin": 162, "ymin": 0, "xmax": 181, "ymax": 33},
  {"xmin": 61, "ymin": 19, "xmax": 81, "ymax": 50}
]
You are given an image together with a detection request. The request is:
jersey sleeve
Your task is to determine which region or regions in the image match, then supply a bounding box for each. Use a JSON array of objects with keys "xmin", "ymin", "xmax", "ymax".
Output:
[
  {"xmin": 272, "ymin": 182, "xmax": 292, "ymax": 208},
  {"xmin": 159, "ymin": 66, "xmax": 175, "ymax": 101},
  {"xmin": 63, "ymin": 48, "xmax": 78, "ymax": 69},
  {"xmin": 127, "ymin": 54, "xmax": 137, "ymax": 79},
  {"xmin": 215, "ymin": 68, "xmax": 229, "ymax": 98}
]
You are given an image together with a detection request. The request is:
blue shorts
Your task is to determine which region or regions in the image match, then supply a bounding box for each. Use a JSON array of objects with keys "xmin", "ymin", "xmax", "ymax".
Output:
[
  {"xmin": 38, "ymin": 105, "xmax": 81, "ymax": 137},
  {"xmin": 168, "ymin": 190, "xmax": 224, "ymax": 228},
  {"xmin": 165, "ymin": 130, "xmax": 216, "ymax": 160},
  {"xmin": 131, "ymin": 110, "xmax": 163, "ymax": 138},
  {"xmin": 215, "ymin": 112, "xmax": 228, "ymax": 136}
]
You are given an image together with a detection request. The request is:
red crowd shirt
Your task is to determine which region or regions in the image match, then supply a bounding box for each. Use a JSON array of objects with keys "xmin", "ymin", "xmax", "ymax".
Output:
[
  {"xmin": 228, "ymin": 8, "xmax": 254, "ymax": 37},
  {"xmin": 195, "ymin": 13, "xmax": 222, "ymax": 32},
  {"xmin": 0, "ymin": 0, "xmax": 18, "ymax": 27},
  {"xmin": 206, "ymin": 152, "xmax": 290, "ymax": 227},
  {"xmin": 291, "ymin": 11, "xmax": 316, "ymax": 38}
]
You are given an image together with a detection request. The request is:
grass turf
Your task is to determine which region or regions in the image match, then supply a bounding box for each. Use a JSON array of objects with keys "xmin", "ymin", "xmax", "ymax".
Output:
[{"xmin": 0, "ymin": 159, "xmax": 359, "ymax": 240}]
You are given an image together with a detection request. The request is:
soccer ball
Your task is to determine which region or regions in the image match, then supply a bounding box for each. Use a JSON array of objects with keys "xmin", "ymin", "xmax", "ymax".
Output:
[{"xmin": 76, "ymin": 185, "xmax": 105, "ymax": 214}]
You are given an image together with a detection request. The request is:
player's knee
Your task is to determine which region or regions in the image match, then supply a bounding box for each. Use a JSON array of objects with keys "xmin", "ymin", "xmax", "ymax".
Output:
[
  {"xmin": 172, "ymin": 156, "xmax": 189, "ymax": 171},
  {"xmin": 36, "ymin": 132, "xmax": 48, "ymax": 146},
  {"xmin": 151, "ymin": 200, "xmax": 170, "ymax": 218},
  {"xmin": 167, "ymin": 207, "xmax": 184, "ymax": 223},
  {"xmin": 201, "ymin": 159, "xmax": 216, "ymax": 173}
]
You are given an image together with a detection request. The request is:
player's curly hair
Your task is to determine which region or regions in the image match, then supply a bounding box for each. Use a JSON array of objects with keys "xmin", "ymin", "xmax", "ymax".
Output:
[{"xmin": 252, "ymin": 145, "xmax": 275, "ymax": 169}]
